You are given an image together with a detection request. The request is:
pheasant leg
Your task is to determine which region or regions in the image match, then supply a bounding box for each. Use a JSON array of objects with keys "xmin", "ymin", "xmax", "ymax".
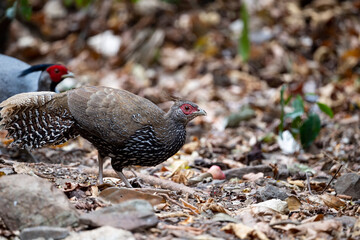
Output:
[
  {"xmin": 116, "ymin": 170, "xmax": 133, "ymax": 188},
  {"xmin": 98, "ymin": 152, "xmax": 104, "ymax": 184}
]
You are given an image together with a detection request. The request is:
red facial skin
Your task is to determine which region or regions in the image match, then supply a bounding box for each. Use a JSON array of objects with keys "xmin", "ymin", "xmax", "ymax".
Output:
[
  {"xmin": 46, "ymin": 65, "xmax": 69, "ymax": 83},
  {"xmin": 180, "ymin": 103, "xmax": 198, "ymax": 115}
]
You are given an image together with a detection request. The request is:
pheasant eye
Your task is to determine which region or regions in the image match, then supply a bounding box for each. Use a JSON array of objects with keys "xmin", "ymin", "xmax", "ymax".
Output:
[
  {"xmin": 54, "ymin": 68, "xmax": 59, "ymax": 73},
  {"xmin": 185, "ymin": 106, "xmax": 190, "ymax": 110}
]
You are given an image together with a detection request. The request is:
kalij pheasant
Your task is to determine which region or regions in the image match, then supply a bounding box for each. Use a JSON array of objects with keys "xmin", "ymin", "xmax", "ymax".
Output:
[
  {"xmin": 0, "ymin": 86, "xmax": 206, "ymax": 187},
  {"xmin": 0, "ymin": 54, "xmax": 73, "ymax": 102}
]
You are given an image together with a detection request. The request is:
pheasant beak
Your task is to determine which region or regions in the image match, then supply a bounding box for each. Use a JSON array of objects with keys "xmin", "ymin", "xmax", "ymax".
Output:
[
  {"xmin": 196, "ymin": 108, "xmax": 207, "ymax": 116},
  {"xmin": 61, "ymin": 72, "xmax": 75, "ymax": 80}
]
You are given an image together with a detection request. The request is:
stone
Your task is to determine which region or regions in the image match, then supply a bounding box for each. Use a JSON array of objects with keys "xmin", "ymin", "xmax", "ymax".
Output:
[
  {"xmin": 0, "ymin": 174, "xmax": 79, "ymax": 231},
  {"xmin": 258, "ymin": 184, "xmax": 289, "ymax": 201},
  {"xmin": 335, "ymin": 173, "xmax": 360, "ymax": 199},
  {"xmin": 80, "ymin": 199, "xmax": 158, "ymax": 231},
  {"xmin": 65, "ymin": 226, "xmax": 135, "ymax": 240},
  {"xmin": 20, "ymin": 226, "xmax": 69, "ymax": 240}
]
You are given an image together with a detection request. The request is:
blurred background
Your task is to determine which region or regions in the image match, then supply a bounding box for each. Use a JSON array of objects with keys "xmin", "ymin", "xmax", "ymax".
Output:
[{"xmin": 1, "ymin": 0, "xmax": 360, "ymax": 164}]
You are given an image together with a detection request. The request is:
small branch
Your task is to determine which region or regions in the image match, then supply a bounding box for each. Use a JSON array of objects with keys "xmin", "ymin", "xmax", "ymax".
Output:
[
  {"xmin": 306, "ymin": 171, "xmax": 313, "ymax": 195},
  {"xmin": 321, "ymin": 164, "xmax": 343, "ymax": 195},
  {"xmin": 158, "ymin": 193, "xmax": 198, "ymax": 215},
  {"xmin": 270, "ymin": 220, "xmax": 301, "ymax": 227},
  {"xmin": 83, "ymin": 167, "xmax": 203, "ymax": 197}
]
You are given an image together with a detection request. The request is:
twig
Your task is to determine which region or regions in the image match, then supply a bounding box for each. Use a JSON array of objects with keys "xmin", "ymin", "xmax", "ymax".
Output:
[
  {"xmin": 133, "ymin": 188, "xmax": 171, "ymax": 194},
  {"xmin": 34, "ymin": 171, "xmax": 55, "ymax": 180},
  {"xmin": 270, "ymin": 220, "xmax": 301, "ymax": 227},
  {"xmin": 82, "ymin": 167, "xmax": 203, "ymax": 197},
  {"xmin": 156, "ymin": 211, "xmax": 190, "ymax": 219},
  {"xmin": 306, "ymin": 171, "xmax": 313, "ymax": 195},
  {"xmin": 158, "ymin": 193, "xmax": 198, "ymax": 215},
  {"xmin": 321, "ymin": 164, "xmax": 343, "ymax": 195}
]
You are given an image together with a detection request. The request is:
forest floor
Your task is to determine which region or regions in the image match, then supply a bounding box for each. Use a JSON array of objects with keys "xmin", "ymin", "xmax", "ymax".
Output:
[{"xmin": 1, "ymin": 0, "xmax": 360, "ymax": 239}]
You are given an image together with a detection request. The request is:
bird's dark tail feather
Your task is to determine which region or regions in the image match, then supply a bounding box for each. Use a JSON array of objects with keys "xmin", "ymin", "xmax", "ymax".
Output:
[
  {"xmin": 0, "ymin": 92, "xmax": 78, "ymax": 149},
  {"xmin": 18, "ymin": 64, "xmax": 54, "ymax": 77}
]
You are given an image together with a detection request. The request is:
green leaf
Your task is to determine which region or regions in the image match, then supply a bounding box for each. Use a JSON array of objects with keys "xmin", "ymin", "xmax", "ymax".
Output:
[
  {"xmin": 238, "ymin": 3, "xmax": 250, "ymax": 62},
  {"xmin": 20, "ymin": 0, "xmax": 32, "ymax": 20},
  {"xmin": 317, "ymin": 102, "xmax": 334, "ymax": 118},
  {"xmin": 279, "ymin": 85, "xmax": 286, "ymax": 137},
  {"xmin": 290, "ymin": 116, "xmax": 302, "ymax": 135},
  {"xmin": 63, "ymin": 0, "xmax": 73, "ymax": 7},
  {"xmin": 285, "ymin": 95, "xmax": 292, "ymax": 105},
  {"xmin": 300, "ymin": 113, "xmax": 321, "ymax": 148},
  {"xmin": 285, "ymin": 95, "xmax": 304, "ymax": 119},
  {"xmin": 75, "ymin": 0, "xmax": 92, "ymax": 8}
]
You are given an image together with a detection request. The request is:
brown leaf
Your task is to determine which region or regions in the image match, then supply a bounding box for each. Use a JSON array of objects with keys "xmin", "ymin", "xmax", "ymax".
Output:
[
  {"xmin": 320, "ymin": 194, "xmax": 346, "ymax": 210},
  {"xmin": 243, "ymin": 172, "xmax": 264, "ymax": 182},
  {"xmin": 221, "ymin": 223, "xmax": 269, "ymax": 240},
  {"xmin": 287, "ymin": 178, "xmax": 305, "ymax": 188},
  {"xmin": 285, "ymin": 220, "xmax": 342, "ymax": 237},
  {"xmin": 286, "ymin": 196, "xmax": 302, "ymax": 211},
  {"xmin": 99, "ymin": 187, "xmax": 165, "ymax": 206}
]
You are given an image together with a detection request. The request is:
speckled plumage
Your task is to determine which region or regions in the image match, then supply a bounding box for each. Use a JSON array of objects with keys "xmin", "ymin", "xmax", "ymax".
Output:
[{"xmin": 0, "ymin": 86, "xmax": 206, "ymax": 187}]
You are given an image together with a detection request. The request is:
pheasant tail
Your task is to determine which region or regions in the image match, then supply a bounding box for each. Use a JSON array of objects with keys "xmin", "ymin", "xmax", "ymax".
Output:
[{"xmin": 0, "ymin": 92, "xmax": 78, "ymax": 149}]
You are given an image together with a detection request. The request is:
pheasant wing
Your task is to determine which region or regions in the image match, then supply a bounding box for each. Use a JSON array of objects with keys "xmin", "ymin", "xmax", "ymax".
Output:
[{"xmin": 67, "ymin": 86, "xmax": 165, "ymax": 145}]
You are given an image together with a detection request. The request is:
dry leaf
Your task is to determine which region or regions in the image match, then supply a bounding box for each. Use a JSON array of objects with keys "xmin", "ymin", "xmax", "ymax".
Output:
[
  {"xmin": 352, "ymin": 217, "xmax": 360, "ymax": 238},
  {"xmin": 179, "ymin": 198, "xmax": 200, "ymax": 214},
  {"xmin": 179, "ymin": 215, "xmax": 195, "ymax": 225},
  {"xmin": 221, "ymin": 223, "xmax": 269, "ymax": 240},
  {"xmin": 302, "ymin": 214, "xmax": 324, "ymax": 223},
  {"xmin": 198, "ymin": 198, "xmax": 232, "ymax": 215},
  {"xmin": 320, "ymin": 194, "xmax": 346, "ymax": 210},
  {"xmin": 243, "ymin": 172, "xmax": 264, "ymax": 182},
  {"xmin": 286, "ymin": 196, "xmax": 301, "ymax": 211},
  {"xmin": 252, "ymin": 199, "xmax": 288, "ymax": 214},
  {"xmin": 182, "ymin": 137, "xmax": 200, "ymax": 154},
  {"xmin": 284, "ymin": 220, "xmax": 342, "ymax": 237},
  {"xmin": 13, "ymin": 163, "xmax": 37, "ymax": 176},
  {"xmin": 287, "ymin": 178, "xmax": 305, "ymax": 188},
  {"xmin": 91, "ymin": 185, "xmax": 99, "ymax": 197},
  {"xmin": 171, "ymin": 169, "xmax": 194, "ymax": 185},
  {"xmin": 99, "ymin": 187, "xmax": 165, "ymax": 206}
]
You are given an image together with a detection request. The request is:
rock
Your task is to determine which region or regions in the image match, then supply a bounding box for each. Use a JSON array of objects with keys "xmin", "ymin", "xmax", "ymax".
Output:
[
  {"xmin": 258, "ymin": 184, "xmax": 289, "ymax": 201},
  {"xmin": 224, "ymin": 165, "xmax": 273, "ymax": 180},
  {"xmin": 80, "ymin": 199, "xmax": 158, "ymax": 231},
  {"xmin": 333, "ymin": 216, "xmax": 357, "ymax": 228},
  {"xmin": 0, "ymin": 174, "xmax": 79, "ymax": 231},
  {"xmin": 254, "ymin": 199, "xmax": 288, "ymax": 214},
  {"xmin": 20, "ymin": 226, "xmax": 69, "ymax": 240},
  {"xmin": 65, "ymin": 226, "xmax": 135, "ymax": 240},
  {"xmin": 335, "ymin": 173, "xmax": 360, "ymax": 199}
]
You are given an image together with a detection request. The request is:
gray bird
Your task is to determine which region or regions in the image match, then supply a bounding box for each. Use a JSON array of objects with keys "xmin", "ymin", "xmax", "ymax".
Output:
[{"xmin": 0, "ymin": 54, "xmax": 73, "ymax": 102}]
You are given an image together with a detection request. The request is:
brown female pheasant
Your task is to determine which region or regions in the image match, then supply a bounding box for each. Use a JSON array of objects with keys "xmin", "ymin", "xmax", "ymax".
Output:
[{"xmin": 0, "ymin": 86, "xmax": 206, "ymax": 187}]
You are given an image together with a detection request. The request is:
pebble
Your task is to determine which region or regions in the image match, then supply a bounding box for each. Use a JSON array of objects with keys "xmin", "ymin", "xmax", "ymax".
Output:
[
  {"xmin": 65, "ymin": 226, "xmax": 135, "ymax": 240},
  {"xmin": 20, "ymin": 226, "xmax": 69, "ymax": 240},
  {"xmin": 80, "ymin": 199, "xmax": 158, "ymax": 230},
  {"xmin": 335, "ymin": 173, "xmax": 360, "ymax": 199}
]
